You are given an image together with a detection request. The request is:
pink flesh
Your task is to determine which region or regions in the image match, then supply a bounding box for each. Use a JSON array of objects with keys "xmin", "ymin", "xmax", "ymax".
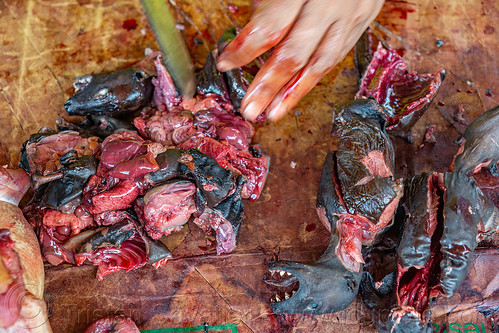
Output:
[
  {"xmin": 43, "ymin": 209, "xmax": 94, "ymax": 235},
  {"xmin": 356, "ymin": 43, "xmax": 443, "ymax": 128},
  {"xmin": 138, "ymin": 182, "xmax": 197, "ymax": 239},
  {"xmin": 99, "ymin": 134, "xmax": 144, "ymax": 169},
  {"xmin": 315, "ymin": 207, "xmax": 332, "ymax": 233},
  {"xmin": 26, "ymin": 131, "xmax": 82, "ymax": 175},
  {"xmin": 75, "ymin": 233, "xmax": 147, "ymax": 281},
  {"xmin": 336, "ymin": 214, "xmax": 375, "ymax": 273},
  {"xmin": 193, "ymin": 208, "xmax": 237, "ymax": 255},
  {"xmin": 0, "ymin": 168, "xmax": 30, "ymax": 206},
  {"xmin": 84, "ymin": 315, "xmax": 140, "ymax": 333},
  {"xmin": 361, "ymin": 150, "xmax": 393, "ymax": 178},
  {"xmin": 0, "ymin": 230, "xmax": 24, "ymax": 328},
  {"xmin": 89, "ymin": 180, "xmax": 139, "ymax": 214},
  {"xmin": 397, "ymin": 173, "xmax": 445, "ymax": 317},
  {"xmin": 108, "ymin": 152, "xmax": 159, "ymax": 179},
  {"xmin": 152, "ymin": 56, "xmax": 182, "ymax": 110},
  {"xmin": 40, "ymin": 227, "xmax": 76, "ymax": 266}
]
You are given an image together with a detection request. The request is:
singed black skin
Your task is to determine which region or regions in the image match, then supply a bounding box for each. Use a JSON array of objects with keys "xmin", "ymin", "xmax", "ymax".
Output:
[
  {"xmin": 78, "ymin": 220, "xmax": 135, "ymax": 254},
  {"xmin": 270, "ymin": 233, "xmax": 362, "ymax": 315},
  {"xmin": 195, "ymin": 27, "xmax": 251, "ymax": 111},
  {"xmin": 148, "ymin": 148, "xmax": 234, "ymax": 209},
  {"xmin": 196, "ymin": 51, "xmax": 229, "ymax": 100},
  {"xmin": 56, "ymin": 115, "xmax": 137, "ymax": 138},
  {"xmin": 127, "ymin": 215, "xmax": 171, "ymax": 265},
  {"xmin": 148, "ymin": 149, "xmax": 184, "ymax": 184},
  {"xmin": 179, "ymin": 149, "xmax": 233, "ymax": 208},
  {"xmin": 217, "ymin": 27, "xmax": 250, "ymax": 110},
  {"xmin": 268, "ymin": 152, "xmax": 361, "ymax": 315},
  {"xmin": 397, "ymin": 172, "xmax": 438, "ymax": 269},
  {"xmin": 334, "ymin": 100, "xmax": 401, "ymax": 225},
  {"xmin": 452, "ymin": 106, "xmax": 498, "ymax": 239},
  {"xmin": 360, "ymin": 205, "xmax": 433, "ymax": 333},
  {"xmin": 64, "ymin": 67, "xmax": 153, "ymax": 117},
  {"xmin": 19, "ymin": 130, "xmax": 58, "ymax": 173},
  {"xmin": 39, "ymin": 152, "xmax": 97, "ymax": 209},
  {"xmin": 453, "ymin": 106, "xmax": 499, "ymax": 176},
  {"xmin": 212, "ymin": 176, "xmax": 245, "ymax": 235}
]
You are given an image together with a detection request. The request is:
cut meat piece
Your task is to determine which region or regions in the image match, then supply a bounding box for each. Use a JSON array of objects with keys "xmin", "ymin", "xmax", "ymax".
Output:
[
  {"xmin": 177, "ymin": 148, "xmax": 233, "ymax": 207},
  {"xmin": 330, "ymin": 99, "xmax": 403, "ymax": 272},
  {"xmin": 42, "ymin": 209, "xmax": 94, "ymax": 236},
  {"xmin": 88, "ymin": 179, "xmax": 139, "ymax": 214},
  {"xmin": 193, "ymin": 208, "xmax": 237, "ymax": 255},
  {"xmin": 0, "ymin": 230, "xmax": 24, "ymax": 328},
  {"xmin": 449, "ymin": 106, "xmax": 498, "ymax": 241},
  {"xmin": 20, "ymin": 130, "xmax": 100, "ymax": 176},
  {"xmin": 135, "ymin": 181, "xmax": 197, "ymax": 239},
  {"xmin": 356, "ymin": 43, "xmax": 445, "ymax": 133},
  {"xmin": 397, "ymin": 172, "xmax": 444, "ymax": 319},
  {"xmin": 0, "ymin": 168, "xmax": 30, "ymax": 206},
  {"xmin": 74, "ymin": 222, "xmax": 147, "ymax": 281},
  {"xmin": 84, "ymin": 315, "xmax": 140, "ymax": 333},
  {"xmin": 133, "ymin": 108, "xmax": 195, "ymax": 146},
  {"xmin": 152, "ymin": 55, "xmax": 182, "ymax": 110},
  {"xmin": 108, "ymin": 151, "xmax": 159, "ymax": 180},
  {"xmin": 64, "ymin": 66, "xmax": 154, "ymax": 117},
  {"xmin": 192, "ymin": 176, "xmax": 245, "ymax": 254},
  {"xmin": 99, "ymin": 130, "xmax": 145, "ymax": 169}
]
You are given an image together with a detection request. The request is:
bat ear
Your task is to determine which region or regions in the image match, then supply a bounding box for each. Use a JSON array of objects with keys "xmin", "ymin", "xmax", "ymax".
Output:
[{"xmin": 73, "ymin": 74, "xmax": 93, "ymax": 92}]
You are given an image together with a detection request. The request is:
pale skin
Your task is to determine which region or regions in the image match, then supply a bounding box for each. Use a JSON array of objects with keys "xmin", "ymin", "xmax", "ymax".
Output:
[{"xmin": 216, "ymin": 0, "xmax": 386, "ymax": 121}]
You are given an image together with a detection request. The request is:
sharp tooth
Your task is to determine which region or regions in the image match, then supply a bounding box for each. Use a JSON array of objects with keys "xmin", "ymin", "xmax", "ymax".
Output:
[
  {"xmin": 286, "ymin": 272, "xmax": 291, "ymax": 276},
  {"xmin": 270, "ymin": 298, "xmax": 275, "ymax": 303},
  {"xmin": 285, "ymin": 293, "xmax": 290, "ymax": 299},
  {"xmin": 275, "ymin": 295, "xmax": 281, "ymax": 302},
  {"xmin": 269, "ymin": 269, "xmax": 276, "ymax": 274},
  {"xmin": 292, "ymin": 290, "xmax": 296, "ymax": 295},
  {"xmin": 280, "ymin": 271, "xmax": 285, "ymax": 276}
]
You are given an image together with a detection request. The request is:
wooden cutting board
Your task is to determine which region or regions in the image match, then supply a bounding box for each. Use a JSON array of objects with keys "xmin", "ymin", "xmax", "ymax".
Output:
[{"xmin": 0, "ymin": 0, "xmax": 497, "ymax": 332}]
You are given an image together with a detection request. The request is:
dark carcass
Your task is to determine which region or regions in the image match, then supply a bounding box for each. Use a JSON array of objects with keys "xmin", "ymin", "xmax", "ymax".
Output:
[{"xmin": 265, "ymin": 99, "xmax": 402, "ymax": 314}]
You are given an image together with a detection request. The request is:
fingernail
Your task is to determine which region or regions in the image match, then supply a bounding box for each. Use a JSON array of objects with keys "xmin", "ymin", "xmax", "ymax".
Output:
[
  {"xmin": 267, "ymin": 103, "xmax": 284, "ymax": 121},
  {"xmin": 216, "ymin": 59, "xmax": 233, "ymax": 72},
  {"xmin": 242, "ymin": 101, "xmax": 261, "ymax": 121}
]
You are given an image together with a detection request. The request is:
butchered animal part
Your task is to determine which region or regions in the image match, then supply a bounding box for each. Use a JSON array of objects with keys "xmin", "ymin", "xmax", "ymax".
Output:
[
  {"xmin": 135, "ymin": 181, "xmax": 197, "ymax": 239},
  {"xmin": 84, "ymin": 315, "xmax": 140, "ymax": 333},
  {"xmin": 356, "ymin": 43, "xmax": 445, "ymax": 134},
  {"xmin": 331, "ymin": 99, "xmax": 403, "ymax": 272},
  {"xmin": 64, "ymin": 67, "xmax": 153, "ymax": 117}
]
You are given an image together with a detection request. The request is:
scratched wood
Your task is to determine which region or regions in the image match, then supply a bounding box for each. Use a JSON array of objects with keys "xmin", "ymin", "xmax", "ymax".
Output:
[{"xmin": 0, "ymin": 0, "xmax": 497, "ymax": 332}]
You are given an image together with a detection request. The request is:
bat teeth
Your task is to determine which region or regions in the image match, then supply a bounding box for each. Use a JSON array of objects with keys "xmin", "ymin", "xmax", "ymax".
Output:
[
  {"xmin": 292, "ymin": 290, "xmax": 296, "ymax": 295},
  {"xmin": 275, "ymin": 295, "xmax": 281, "ymax": 302},
  {"xmin": 285, "ymin": 293, "xmax": 290, "ymax": 300},
  {"xmin": 280, "ymin": 270, "xmax": 285, "ymax": 276}
]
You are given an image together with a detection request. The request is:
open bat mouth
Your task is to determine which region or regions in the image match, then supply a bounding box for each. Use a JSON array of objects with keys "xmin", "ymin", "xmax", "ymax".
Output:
[{"xmin": 264, "ymin": 268, "xmax": 300, "ymax": 304}]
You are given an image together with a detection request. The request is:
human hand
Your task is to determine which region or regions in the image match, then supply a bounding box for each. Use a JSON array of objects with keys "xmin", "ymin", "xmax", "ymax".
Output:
[{"xmin": 216, "ymin": 0, "xmax": 385, "ymax": 121}]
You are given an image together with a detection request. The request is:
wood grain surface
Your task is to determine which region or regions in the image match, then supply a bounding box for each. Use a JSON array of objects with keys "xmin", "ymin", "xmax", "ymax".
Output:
[{"xmin": 0, "ymin": 0, "xmax": 497, "ymax": 332}]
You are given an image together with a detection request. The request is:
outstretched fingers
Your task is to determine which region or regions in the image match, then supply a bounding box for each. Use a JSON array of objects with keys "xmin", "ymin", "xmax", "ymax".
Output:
[
  {"xmin": 265, "ymin": 23, "xmax": 350, "ymax": 121},
  {"xmin": 216, "ymin": 0, "xmax": 306, "ymax": 72},
  {"xmin": 239, "ymin": 0, "xmax": 337, "ymax": 120}
]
